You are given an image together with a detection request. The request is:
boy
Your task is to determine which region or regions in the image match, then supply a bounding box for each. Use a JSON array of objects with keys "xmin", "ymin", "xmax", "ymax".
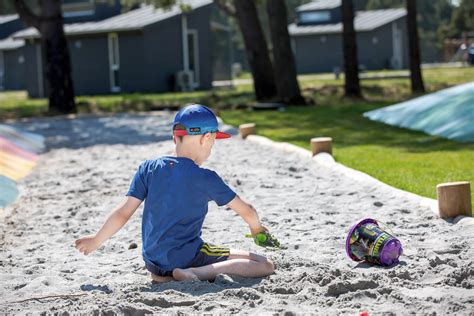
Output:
[{"xmin": 75, "ymin": 104, "xmax": 275, "ymax": 282}]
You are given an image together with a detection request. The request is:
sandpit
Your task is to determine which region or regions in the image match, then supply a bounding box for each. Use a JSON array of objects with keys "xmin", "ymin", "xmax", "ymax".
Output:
[{"xmin": 0, "ymin": 112, "xmax": 473, "ymax": 314}]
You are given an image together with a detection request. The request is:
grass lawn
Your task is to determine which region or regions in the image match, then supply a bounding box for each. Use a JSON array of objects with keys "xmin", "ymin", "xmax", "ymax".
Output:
[
  {"xmin": 1, "ymin": 66, "xmax": 473, "ymax": 213},
  {"xmin": 0, "ymin": 88, "xmax": 254, "ymax": 119}
]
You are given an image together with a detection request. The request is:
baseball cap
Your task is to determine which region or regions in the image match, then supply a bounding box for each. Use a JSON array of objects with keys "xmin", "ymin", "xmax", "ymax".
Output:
[{"xmin": 172, "ymin": 104, "xmax": 231, "ymax": 139}]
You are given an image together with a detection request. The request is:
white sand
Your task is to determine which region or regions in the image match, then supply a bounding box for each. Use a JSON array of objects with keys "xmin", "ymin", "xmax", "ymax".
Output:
[{"xmin": 1, "ymin": 112, "xmax": 473, "ymax": 314}]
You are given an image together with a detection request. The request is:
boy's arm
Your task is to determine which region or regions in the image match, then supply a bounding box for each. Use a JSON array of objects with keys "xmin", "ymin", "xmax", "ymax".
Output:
[
  {"xmin": 226, "ymin": 195, "xmax": 267, "ymax": 236},
  {"xmin": 75, "ymin": 196, "xmax": 142, "ymax": 255}
]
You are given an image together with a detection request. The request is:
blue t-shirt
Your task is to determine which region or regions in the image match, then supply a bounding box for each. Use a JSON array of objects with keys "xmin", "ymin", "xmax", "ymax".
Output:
[{"xmin": 126, "ymin": 156, "xmax": 237, "ymax": 271}]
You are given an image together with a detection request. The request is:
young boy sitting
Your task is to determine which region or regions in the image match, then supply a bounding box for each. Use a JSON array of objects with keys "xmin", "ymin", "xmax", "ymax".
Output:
[{"xmin": 75, "ymin": 104, "xmax": 275, "ymax": 282}]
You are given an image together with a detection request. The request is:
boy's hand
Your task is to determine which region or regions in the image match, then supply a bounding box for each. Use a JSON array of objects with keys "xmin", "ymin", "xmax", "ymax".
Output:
[
  {"xmin": 75, "ymin": 235, "xmax": 101, "ymax": 255},
  {"xmin": 245, "ymin": 230, "xmax": 281, "ymax": 249},
  {"xmin": 246, "ymin": 225, "xmax": 281, "ymax": 249},
  {"xmin": 250, "ymin": 224, "xmax": 268, "ymax": 237},
  {"xmin": 226, "ymin": 196, "xmax": 282, "ymax": 248},
  {"xmin": 73, "ymin": 197, "xmax": 142, "ymax": 256}
]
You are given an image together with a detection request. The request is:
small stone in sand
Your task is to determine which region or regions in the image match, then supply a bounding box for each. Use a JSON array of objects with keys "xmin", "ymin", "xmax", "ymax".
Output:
[{"xmin": 80, "ymin": 284, "xmax": 113, "ymax": 294}]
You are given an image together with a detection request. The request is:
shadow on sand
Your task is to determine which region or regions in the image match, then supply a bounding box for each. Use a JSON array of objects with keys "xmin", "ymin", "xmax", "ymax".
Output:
[
  {"xmin": 352, "ymin": 260, "xmax": 407, "ymax": 269},
  {"xmin": 140, "ymin": 274, "xmax": 263, "ymax": 297},
  {"xmin": 6, "ymin": 112, "xmax": 239, "ymax": 152}
]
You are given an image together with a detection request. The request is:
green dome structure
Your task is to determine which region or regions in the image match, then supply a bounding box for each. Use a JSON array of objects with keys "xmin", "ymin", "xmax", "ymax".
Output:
[{"xmin": 364, "ymin": 82, "xmax": 474, "ymax": 142}]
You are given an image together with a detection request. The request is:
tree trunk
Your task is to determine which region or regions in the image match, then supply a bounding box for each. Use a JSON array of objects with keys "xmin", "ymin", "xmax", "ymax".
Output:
[
  {"xmin": 233, "ymin": 0, "xmax": 277, "ymax": 101},
  {"xmin": 406, "ymin": 0, "xmax": 425, "ymax": 93},
  {"xmin": 14, "ymin": 0, "xmax": 76, "ymax": 113},
  {"xmin": 341, "ymin": 0, "xmax": 361, "ymax": 97},
  {"xmin": 266, "ymin": 0, "xmax": 304, "ymax": 104},
  {"xmin": 40, "ymin": 0, "xmax": 76, "ymax": 112}
]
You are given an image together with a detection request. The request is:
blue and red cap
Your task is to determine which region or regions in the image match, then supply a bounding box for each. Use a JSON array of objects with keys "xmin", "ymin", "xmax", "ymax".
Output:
[{"xmin": 172, "ymin": 104, "xmax": 231, "ymax": 139}]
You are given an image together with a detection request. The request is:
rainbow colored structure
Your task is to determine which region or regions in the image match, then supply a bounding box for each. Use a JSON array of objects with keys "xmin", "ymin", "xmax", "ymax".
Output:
[{"xmin": 0, "ymin": 124, "xmax": 45, "ymax": 208}]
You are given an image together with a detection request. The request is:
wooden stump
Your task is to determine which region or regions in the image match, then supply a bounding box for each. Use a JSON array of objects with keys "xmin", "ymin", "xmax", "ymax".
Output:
[
  {"xmin": 436, "ymin": 181, "xmax": 472, "ymax": 218},
  {"xmin": 239, "ymin": 123, "xmax": 256, "ymax": 139},
  {"xmin": 310, "ymin": 137, "xmax": 332, "ymax": 156}
]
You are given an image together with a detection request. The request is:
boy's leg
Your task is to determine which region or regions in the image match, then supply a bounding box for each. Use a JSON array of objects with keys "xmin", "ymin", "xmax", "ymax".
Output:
[
  {"xmin": 146, "ymin": 261, "xmax": 175, "ymax": 283},
  {"xmin": 227, "ymin": 249, "xmax": 270, "ymax": 262},
  {"xmin": 173, "ymin": 249, "xmax": 274, "ymax": 281},
  {"xmin": 150, "ymin": 273, "xmax": 175, "ymax": 283}
]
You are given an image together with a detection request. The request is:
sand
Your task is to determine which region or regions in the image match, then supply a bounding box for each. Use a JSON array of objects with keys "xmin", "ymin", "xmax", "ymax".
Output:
[{"xmin": 0, "ymin": 112, "xmax": 473, "ymax": 315}]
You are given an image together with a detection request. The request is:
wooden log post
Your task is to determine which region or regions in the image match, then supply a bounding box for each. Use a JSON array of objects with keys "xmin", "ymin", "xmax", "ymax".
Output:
[
  {"xmin": 239, "ymin": 123, "xmax": 256, "ymax": 139},
  {"xmin": 310, "ymin": 137, "xmax": 332, "ymax": 156},
  {"xmin": 436, "ymin": 181, "xmax": 472, "ymax": 218}
]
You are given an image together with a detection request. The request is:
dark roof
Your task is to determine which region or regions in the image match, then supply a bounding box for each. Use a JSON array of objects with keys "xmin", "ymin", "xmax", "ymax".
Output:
[
  {"xmin": 297, "ymin": 0, "xmax": 341, "ymax": 12},
  {"xmin": 289, "ymin": 8, "xmax": 406, "ymax": 35},
  {"xmin": 13, "ymin": 0, "xmax": 212, "ymax": 39}
]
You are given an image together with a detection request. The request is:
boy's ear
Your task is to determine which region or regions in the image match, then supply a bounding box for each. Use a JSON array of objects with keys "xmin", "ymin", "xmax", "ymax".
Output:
[{"xmin": 200, "ymin": 133, "xmax": 211, "ymax": 145}]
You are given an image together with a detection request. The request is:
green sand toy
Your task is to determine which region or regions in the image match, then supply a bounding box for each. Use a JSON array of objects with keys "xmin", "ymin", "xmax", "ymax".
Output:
[{"xmin": 245, "ymin": 232, "xmax": 281, "ymax": 249}]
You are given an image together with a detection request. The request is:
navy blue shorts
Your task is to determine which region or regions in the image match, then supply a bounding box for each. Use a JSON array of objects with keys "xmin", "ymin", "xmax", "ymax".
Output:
[{"xmin": 145, "ymin": 242, "xmax": 230, "ymax": 277}]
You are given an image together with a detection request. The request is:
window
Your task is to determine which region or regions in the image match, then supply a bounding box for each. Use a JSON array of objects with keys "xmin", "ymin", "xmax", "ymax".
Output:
[
  {"xmin": 187, "ymin": 30, "xmax": 199, "ymax": 87},
  {"xmin": 63, "ymin": 10, "xmax": 94, "ymax": 18},
  {"xmin": 108, "ymin": 33, "xmax": 120, "ymax": 92},
  {"xmin": 299, "ymin": 11, "xmax": 331, "ymax": 24},
  {"xmin": 62, "ymin": 0, "xmax": 94, "ymax": 18}
]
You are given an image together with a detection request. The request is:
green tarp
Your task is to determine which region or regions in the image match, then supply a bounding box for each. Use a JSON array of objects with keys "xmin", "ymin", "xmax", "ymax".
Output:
[{"xmin": 364, "ymin": 82, "xmax": 474, "ymax": 142}]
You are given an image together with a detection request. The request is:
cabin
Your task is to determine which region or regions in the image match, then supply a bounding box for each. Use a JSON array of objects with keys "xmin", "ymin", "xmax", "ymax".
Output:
[
  {"xmin": 0, "ymin": 0, "xmax": 122, "ymax": 91},
  {"xmin": 13, "ymin": 0, "xmax": 231, "ymax": 97},
  {"xmin": 289, "ymin": 0, "xmax": 408, "ymax": 73}
]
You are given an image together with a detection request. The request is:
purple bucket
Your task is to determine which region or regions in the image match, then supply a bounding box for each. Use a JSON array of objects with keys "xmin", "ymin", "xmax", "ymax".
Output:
[{"xmin": 345, "ymin": 218, "xmax": 403, "ymax": 266}]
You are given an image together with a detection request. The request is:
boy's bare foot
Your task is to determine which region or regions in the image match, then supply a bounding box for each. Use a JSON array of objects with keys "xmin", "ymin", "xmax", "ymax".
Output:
[
  {"xmin": 150, "ymin": 273, "xmax": 174, "ymax": 283},
  {"xmin": 172, "ymin": 268, "xmax": 199, "ymax": 281}
]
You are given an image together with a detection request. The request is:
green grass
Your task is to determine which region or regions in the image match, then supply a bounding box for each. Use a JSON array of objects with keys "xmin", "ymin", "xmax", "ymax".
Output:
[
  {"xmin": 0, "ymin": 91, "xmax": 47, "ymax": 118},
  {"xmin": 1, "ymin": 67, "xmax": 473, "ymax": 213},
  {"xmin": 1, "ymin": 67, "xmax": 473, "ymax": 120},
  {"xmin": 0, "ymin": 89, "xmax": 255, "ymax": 119}
]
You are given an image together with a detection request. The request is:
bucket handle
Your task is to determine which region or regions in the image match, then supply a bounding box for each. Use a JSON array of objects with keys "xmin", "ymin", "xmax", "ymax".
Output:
[{"xmin": 376, "ymin": 220, "xmax": 396, "ymax": 236}]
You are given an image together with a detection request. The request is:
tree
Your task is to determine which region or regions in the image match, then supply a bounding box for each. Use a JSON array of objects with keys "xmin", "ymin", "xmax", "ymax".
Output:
[
  {"xmin": 215, "ymin": 0, "xmax": 277, "ymax": 101},
  {"xmin": 266, "ymin": 0, "xmax": 304, "ymax": 104},
  {"xmin": 450, "ymin": 0, "xmax": 474, "ymax": 36},
  {"xmin": 406, "ymin": 0, "xmax": 425, "ymax": 93},
  {"xmin": 14, "ymin": 0, "xmax": 76, "ymax": 113},
  {"xmin": 341, "ymin": 0, "xmax": 361, "ymax": 97}
]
